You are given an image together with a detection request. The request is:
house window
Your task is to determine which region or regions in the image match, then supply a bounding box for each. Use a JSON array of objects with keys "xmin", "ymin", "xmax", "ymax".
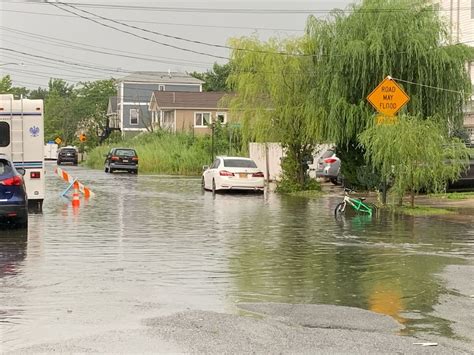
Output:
[
  {"xmin": 130, "ymin": 108, "xmax": 139, "ymax": 125},
  {"xmin": 215, "ymin": 112, "xmax": 227, "ymax": 124},
  {"xmin": 159, "ymin": 85, "xmax": 165, "ymax": 91},
  {"xmin": 0, "ymin": 122, "xmax": 10, "ymax": 147},
  {"xmin": 162, "ymin": 110, "xmax": 175, "ymax": 131},
  {"xmin": 195, "ymin": 112, "xmax": 211, "ymax": 127}
]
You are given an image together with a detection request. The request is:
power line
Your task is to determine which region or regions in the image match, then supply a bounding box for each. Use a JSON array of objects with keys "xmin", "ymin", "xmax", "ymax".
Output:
[
  {"xmin": 51, "ymin": 2, "xmax": 319, "ymax": 58},
  {"xmin": 391, "ymin": 77, "xmax": 466, "ymax": 95},
  {"xmin": 47, "ymin": 2, "xmax": 229, "ymax": 60},
  {"xmin": 0, "ymin": 47, "xmax": 137, "ymax": 74},
  {"xmin": 2, "ymin": 1, "xmax": 474, "ymax": 14},
  {"xmin": 0, "ymin": 27, "xmax": 213, "ymax": 70},
  {"xmin": 0, "ymin": 8, "xmax": 304, "ymax": 32}
]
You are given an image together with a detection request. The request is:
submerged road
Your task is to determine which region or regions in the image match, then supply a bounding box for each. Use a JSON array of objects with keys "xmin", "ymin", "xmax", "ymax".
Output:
[{"xmin": 1, "ymin": 162, "xmax": 473, "ymax": 353}]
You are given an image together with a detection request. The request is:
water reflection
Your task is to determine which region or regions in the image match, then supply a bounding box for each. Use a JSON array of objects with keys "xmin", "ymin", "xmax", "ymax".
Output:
[
  {"xmin": 0, "ymin": 229, "xmax": 27, "ymax": 278},
  {"xmin": 227, "ymin": 196, "xmax": 470, "ymax": 337}
]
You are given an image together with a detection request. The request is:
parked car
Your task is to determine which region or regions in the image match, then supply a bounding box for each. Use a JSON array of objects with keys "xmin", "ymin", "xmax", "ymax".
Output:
[
  {"xmin": 447, "ymin": 159, "xmax": 474, "ymax": 191},
  {"xmin": 104, "ymin": 148, "xmax": 139, "ymax": 174},
  {"xmin": 202, "ymin": 156, "xmax": 265, "ymax": 193},
  {"xmin": 0, "ymin": 154, "xmax": 28, "ymax": 228},
  {"xmin": 57, "ymin": 146, "xmax": 78, "ymax": 166},
  {"xmin": 315, "ymin": 148, "xmax": 342, "ymax": 185}
]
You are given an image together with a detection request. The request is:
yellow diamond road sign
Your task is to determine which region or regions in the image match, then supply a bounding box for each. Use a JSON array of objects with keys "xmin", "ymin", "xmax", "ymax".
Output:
[
  {"xmin": 55, "ymin": 137, "xmax": 62, "ymax": 145},
  {"xmin": 367, "ymin": 76, "xmax": 410, "ymax": 117}
]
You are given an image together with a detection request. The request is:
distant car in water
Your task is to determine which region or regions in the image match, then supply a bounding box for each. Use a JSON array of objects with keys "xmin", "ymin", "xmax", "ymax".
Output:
[
  {"xmin": 57, "ymin": 146, "xmax": 78, "ymax": 166},
  {"xmin": 315, "ymin": 147, "xmax": 342, "ymax": 185},
  {"xmin": 104, "ymin": 148, "xmax": 139, "ymax": 174},
  {"xmin": 0, "ymin": 154, "xmax": 28, "ymax": 228},
  {"xmin": 447, "ymin": 159, "xmax": 474, "ymax": 191},
  {"xmin": 202, "ymin": 156, "xmax": 265, "ymax": 193}
]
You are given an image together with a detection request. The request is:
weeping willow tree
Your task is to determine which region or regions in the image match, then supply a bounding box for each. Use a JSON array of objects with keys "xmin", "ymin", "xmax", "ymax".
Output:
[
  {"xmin": 227, "ymin": 37, "xmax": 319, "ymax": 190},
  {"xmin": 305, "ymin": 0, "xmax": 473, "ymax": 186},
  {"xmin": 359, "ymin": 116, "xmax": 470, "ymax": 207}
]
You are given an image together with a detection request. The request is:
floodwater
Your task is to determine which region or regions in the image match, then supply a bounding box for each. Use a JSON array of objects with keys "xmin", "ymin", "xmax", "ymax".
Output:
[{"xmin": 1, "ymin": 162, "xmax": 473, "ymax": 350}]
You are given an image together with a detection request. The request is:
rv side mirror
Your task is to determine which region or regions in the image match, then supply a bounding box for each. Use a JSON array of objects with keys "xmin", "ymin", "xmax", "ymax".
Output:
[
  {"xmin": 16, "ymin": 168, "xmax": 26, "ymax": 176},
  {"xmin": 202, "ymin": 165, "xmax": 209, "ymax": 171}
]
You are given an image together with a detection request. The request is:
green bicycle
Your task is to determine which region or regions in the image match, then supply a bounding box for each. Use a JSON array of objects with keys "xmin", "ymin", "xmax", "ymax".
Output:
[{"xmin": 334, "ymin": 188, "xmax": 376, "ymax": 217}]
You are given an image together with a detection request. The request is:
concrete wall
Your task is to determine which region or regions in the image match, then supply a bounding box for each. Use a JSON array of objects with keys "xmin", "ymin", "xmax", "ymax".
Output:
[{"xmin": 249, "ymin": 143, "xmax": 284, "ymax": 182}]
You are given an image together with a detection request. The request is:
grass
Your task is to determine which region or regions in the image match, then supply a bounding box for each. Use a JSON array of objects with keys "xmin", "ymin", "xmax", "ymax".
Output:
[
  {"xmin": 85, "ymin": 131, "xmax": 237, "ymax": 176},
  {"xmin": 392, "ymin": 205, "xmax": 455, "ymax": 216},
  {"xmin": 430, "ymin": 192, "xmax": 474, "ymax": 200}
]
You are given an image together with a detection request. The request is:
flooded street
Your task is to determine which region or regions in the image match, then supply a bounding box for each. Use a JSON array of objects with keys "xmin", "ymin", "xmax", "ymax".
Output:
[{"xmin": 1, "ymin": 162, "xmax": 473, "ymax": 352}]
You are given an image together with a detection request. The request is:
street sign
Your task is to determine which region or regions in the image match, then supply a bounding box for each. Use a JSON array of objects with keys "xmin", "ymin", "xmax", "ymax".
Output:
[
  {"xmin": 79, "ymin": 134, "xmax": 87, "ymax": 142},
  {"xmin": 376, "ymin": 115, "xmax": 398, "ymax": 125},
  {"xmin": 55, "ymin": 137, "xmax": 62, "ymax": 145},
  {"xmin": 367, "ymin": 76, "xmax": 410, "ymax": 117}
]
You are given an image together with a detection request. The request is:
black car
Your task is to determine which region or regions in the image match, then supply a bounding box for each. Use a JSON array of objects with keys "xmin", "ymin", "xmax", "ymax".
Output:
[
  {"xmin": 0, "ymin": 154, "xmax": 28, "ymax": 228},
  {"xmin": 57, "ymin": 147, "xmax": 78, "ymax": 166},
  {"xmin": 104, "ymin": 148, "xmax": 139, "ymax": 174},
  {"xmin": 447, "ymin": 160, "xmax": 474, "ymax": 191}
]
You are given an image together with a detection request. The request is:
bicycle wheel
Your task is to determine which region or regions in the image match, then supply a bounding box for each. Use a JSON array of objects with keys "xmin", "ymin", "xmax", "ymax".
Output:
[{"xmin": 334, "ymin": 202, "xmax": 345, "ymax": 217}]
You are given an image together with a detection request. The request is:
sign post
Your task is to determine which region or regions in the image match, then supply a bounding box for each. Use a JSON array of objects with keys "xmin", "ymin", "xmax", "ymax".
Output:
[{"xmin": 367, "ymin": 76, "xmax": 410, "ymax": 204}]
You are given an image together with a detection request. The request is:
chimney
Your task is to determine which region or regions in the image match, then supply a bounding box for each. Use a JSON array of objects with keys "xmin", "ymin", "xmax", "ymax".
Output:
[{"xmin": 168, "ymin": 69, "xmax": 172, "ymax": 78}]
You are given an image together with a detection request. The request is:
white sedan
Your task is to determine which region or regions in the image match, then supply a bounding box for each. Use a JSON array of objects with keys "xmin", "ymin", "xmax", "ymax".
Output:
[{"xmin": 202, "ymin": 156, "xmax": 265, "ymax": 193}]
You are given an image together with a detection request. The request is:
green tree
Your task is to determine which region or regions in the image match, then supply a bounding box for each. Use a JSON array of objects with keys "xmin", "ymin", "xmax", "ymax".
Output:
[
  {"xmin": 190, "ymin": 62, "xmax": 232, "ymax": 92},
  {"xmin": 0, "ymin": 75, "xmax": 29, "ymax": 98},
  {"xmin": 72, "ymin": 79, "xmax": 116, "ymax": 149},
  {"xmin": 359, "ymin": 116, "xmax": 470, "ymax": 207},
  {"xmin": 305, "ymin": 0, "xmax": 473, "ymax": 185},
  {"xmin": 227, "ymin": 37, "xmax": 319, "ymax": 190},
  {"xmin": 28, "ymin": 87, "xmax": 49, "ymax": 100}
]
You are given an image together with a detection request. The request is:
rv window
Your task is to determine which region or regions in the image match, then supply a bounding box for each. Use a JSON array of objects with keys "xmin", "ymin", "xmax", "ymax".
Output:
[{"xmin": 0, "ymin": 122, "xmax": 10, "ymax": 147}]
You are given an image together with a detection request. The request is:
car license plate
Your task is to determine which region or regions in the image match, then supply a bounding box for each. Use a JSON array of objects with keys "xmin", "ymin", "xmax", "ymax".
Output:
[
  {"xmin": 239, "ymin": 173, "xmax": 247, "ymax": 178},
  {"xmin": 123, "ymin": 159, "xmax": 129, "ymax": 163}
]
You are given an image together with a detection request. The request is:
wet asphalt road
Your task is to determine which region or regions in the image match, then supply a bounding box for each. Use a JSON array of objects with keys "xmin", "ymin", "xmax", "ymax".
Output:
[{"xmin": 0, "ymin": 162, "xmax": 473, "ymax": 353}]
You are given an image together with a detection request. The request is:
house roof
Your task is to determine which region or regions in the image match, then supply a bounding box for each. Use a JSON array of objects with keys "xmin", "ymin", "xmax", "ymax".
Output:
[
  {"xmin": 119, "ymin": 71, "xmax": 204, "ymax": 84},
  {"xmin": 151, "ymin": 91, "xmax": 232, "ymax": 109}
]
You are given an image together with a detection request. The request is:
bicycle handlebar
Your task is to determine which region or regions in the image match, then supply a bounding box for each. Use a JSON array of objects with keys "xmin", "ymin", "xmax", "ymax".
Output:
[{"xmin": 344, "ymin": 187, "xmax": 356, "ymax": 193}]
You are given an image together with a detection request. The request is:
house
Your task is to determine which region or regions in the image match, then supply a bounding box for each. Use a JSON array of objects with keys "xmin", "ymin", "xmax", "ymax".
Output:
[
  {"xmin": 149, "ymin": 91, "xmax": 232, "ymax": 134},
  {"xmin": 436, "ymin": 0, "xmax": 474, "ymax": 142},
  {"xmin": 113, "ymin": 71, "xmax": 204, "ymax": 137}
]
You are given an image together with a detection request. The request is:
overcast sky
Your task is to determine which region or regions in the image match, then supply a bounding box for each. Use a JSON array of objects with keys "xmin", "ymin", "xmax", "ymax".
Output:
[{"xmin": 0, "ymin": 0, "xmax": 356, "ymax": 89}]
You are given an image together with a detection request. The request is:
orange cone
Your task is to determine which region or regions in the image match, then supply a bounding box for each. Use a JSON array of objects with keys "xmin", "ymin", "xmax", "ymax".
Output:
[{"xmin": 72, "ymin": 182, "xmax": 80, "ymax": 208}]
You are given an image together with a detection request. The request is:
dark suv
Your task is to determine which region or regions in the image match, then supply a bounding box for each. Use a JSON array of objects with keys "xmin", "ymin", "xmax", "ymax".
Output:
[
  {"xmin": 104, "ymin": 148, "xmax": 139, "ymax": 174},
  {"xmin": 0, "ymin": 154, "xmax": 28, "ymax": 228},
  {"xmin": 57, "ymin": 147, "xmax": 78, "ymax": 166}
]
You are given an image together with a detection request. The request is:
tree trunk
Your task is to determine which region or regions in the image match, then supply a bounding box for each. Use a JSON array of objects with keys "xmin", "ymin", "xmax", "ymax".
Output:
[{"xmin": 410, "ymin": 189, "xmax": 415, "ymax": 208}]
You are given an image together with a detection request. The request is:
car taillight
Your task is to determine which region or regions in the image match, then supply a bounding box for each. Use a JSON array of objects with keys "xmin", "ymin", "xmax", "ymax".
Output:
[
  {"xmin": 132, "ymin": 157, "xmax": 139, "ymax": 162},
  {"xmin": 323, "ymin": 158, "xmax": 337, "ymax": 164},
  {"xmin": 111, "ymin": 156, "xmax": 120, "ymax": 161},
  {"xmin": 252, "ymin": 172, "xmax": 264, "ymax": 177},
  {"xmin": 219, "ymin": 170, "xmax": 234, "ymax": 176},
  {"xmin": 0, "ymin": 175, "xmax": 22, "ymax": 186},
  {"xmin": 30, "ymin": 171, "xmax": 41, "ymax": 179}
]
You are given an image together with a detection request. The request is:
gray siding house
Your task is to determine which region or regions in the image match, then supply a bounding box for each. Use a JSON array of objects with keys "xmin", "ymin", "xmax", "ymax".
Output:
[{"xmin": 114, "ymin": 71, "xmax": 204, "ymax": 137}]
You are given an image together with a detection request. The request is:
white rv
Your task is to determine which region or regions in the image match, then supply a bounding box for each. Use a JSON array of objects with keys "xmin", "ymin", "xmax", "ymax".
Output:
[
  {"xmin": 44, "ymin": 142, "xmax": 58, "ymax": 160},
  {"xmin": 0, "ymin": 94, "xmax": 45, "ymax": 211}
]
